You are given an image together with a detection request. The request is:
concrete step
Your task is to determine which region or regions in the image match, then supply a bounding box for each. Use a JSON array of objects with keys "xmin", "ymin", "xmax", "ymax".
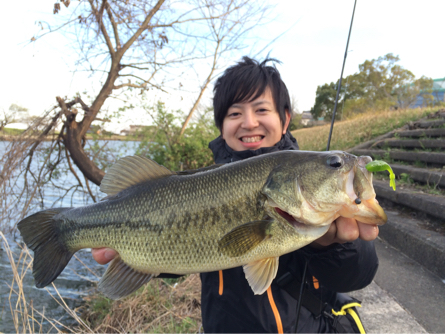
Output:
[
  {"xmin": 396, "ymin": 128, "xmax": 445, "ymax": 138},
  {"xmin": 377, "ymin": 209, "xmax": 445, "ymax": 278},
  {"xmin": 367, "ymin": 237, "xmax": 445, "ymax": 333},
  {"xmin": 411, "ymin": 119, "xmax": 445, "ymax": 129},
  {"xmin": 373, "ymin": 139, "xmax": 445, "ymax": 150},
  {"xmin": 373, "ymin": 180, "xmax": 445, "ymax": 221},
  {"xmin": 352, "ymin": 149, "xmax": 445, "ymax": 165},
  {"xmin": 390, "ymin": 164, "xmax": 445, "ymax": 188},
  {"xmin": 349, "ymin": 280, "xmax": 427, "ymax": 333}
]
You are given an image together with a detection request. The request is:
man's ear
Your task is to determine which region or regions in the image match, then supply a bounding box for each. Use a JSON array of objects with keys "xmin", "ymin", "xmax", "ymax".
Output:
[{"xmin": 282, "ymin": 110, "xmax": 291, "ymax": 134}]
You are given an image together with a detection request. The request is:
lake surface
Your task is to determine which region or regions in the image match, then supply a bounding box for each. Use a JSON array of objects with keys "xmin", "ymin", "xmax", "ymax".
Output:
[{"xmin": 0, "ymin": 140, "xmax": 140, "ymax": 333}]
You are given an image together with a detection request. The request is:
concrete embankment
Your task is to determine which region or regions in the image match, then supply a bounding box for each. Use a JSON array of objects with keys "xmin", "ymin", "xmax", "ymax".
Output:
[{"xmin": 349, "ymin": 109, "xmax": 445, "ymax": 332}]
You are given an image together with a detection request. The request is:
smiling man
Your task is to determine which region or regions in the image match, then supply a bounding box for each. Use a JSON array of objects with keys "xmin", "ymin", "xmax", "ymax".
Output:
[
  {"xmin": 220, "ymin": 88, "xmax": 291, "ymax": 151},
  {"xmin": 93, "ymin": 57, "xmax": 378, "ymax": 333}
]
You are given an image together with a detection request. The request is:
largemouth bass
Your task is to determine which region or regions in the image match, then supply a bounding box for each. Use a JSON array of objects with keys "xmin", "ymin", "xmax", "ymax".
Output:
[{"xmin": 18, "ymin": 151, "xmax": 387, "ymax": 299}]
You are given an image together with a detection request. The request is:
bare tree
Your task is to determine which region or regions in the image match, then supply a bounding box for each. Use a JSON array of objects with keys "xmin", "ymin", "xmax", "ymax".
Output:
[
  {"xmin": 179, "ymin": 0, "xmax": 266, "ymax": 136},
  {"xmin": 22, "ymin": 0, "xmax": 269, "ymax": 186},
  {"xmin": 0, "ymin": 0, "xmax": 270, "ymax": 231}
]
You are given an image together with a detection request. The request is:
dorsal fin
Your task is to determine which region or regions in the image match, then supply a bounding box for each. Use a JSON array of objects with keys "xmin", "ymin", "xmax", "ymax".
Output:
[{"xmin": 100, "ymin": 155, "xmax": 173, "ymax": 196}]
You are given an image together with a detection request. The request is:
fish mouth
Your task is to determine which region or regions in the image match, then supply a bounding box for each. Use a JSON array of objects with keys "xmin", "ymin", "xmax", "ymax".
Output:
[
  {"xmin": 274, "ymin": 207, "xmax": 331, "ymax": 239},
  {"xmin": 341, "ymin": 158, "xmax": 388, "ymax": 225},
  {"xmin": 274, "ymin": 207, "xmax": 306, "ymax": 229}
]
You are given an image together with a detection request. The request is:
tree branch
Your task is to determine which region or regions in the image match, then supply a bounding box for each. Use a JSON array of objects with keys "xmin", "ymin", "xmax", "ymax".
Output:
[
  {"xmin": 152, "ymin": 9, "xmax": 240, "ymax": 29},
  {"xmin": 88, "ymin": 0, "xmax": 115, "ymax": 56},
  {"xmin": 120, "ymin": 0, "xmax": 165, "ymax": 56},
  {"xmin": 179, "ymin": 38, "xmax": 221, "ymax": 137},
  {"xmin": 105, "ymin": 2, "xmax": 121, "ymax": 49}
]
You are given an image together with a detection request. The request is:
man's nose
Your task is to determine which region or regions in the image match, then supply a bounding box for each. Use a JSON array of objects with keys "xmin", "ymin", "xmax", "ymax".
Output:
[{"xmin": 241, "ymin": 111, "xmax": 259, "ymax": 129}]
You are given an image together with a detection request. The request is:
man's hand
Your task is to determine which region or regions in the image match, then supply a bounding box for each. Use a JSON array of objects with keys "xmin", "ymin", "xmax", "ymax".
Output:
[
  {"xmin": 91, "ymin": 248, "xmax": 118, "ymax": 265},
  {"xmin": 310, "ymin": 217, "xmax": 379, "ymax": 249}
]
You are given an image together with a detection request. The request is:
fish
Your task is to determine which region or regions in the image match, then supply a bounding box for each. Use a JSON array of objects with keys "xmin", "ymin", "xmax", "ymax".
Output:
[{"xmin": 17, "ymin": 150, "xmax": 387, "ymax": 299}]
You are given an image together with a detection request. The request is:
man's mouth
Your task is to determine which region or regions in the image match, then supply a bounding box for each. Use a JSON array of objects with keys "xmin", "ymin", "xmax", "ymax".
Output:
[{"xmin": 240, "ymin": 136, "xmax": 263, "ymax": 143}]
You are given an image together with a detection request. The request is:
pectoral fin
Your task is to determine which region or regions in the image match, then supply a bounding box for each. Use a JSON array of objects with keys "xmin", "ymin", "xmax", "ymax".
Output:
[
  {"xmin": 243, "ymin": 257, "xmax": 279, "ymax": 295},
  {"xmin": 98, "ymin": 256, "xmax": 157, "ymax": 300},
  {"xmin": 218, "ymin": 220, "xmax": 273, "ymax": 257}
]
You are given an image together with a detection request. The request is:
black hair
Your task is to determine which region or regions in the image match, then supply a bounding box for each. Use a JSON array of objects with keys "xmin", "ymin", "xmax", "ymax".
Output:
[{"xmin": 213, "ymin": 56, "xmax": 292, "ymax": 131}]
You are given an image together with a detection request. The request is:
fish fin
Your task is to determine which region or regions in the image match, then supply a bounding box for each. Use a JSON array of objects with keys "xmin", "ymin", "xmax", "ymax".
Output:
[
  {"xmin": 218, "ymin": 220, "xmax": 273, "ymax": 257},
  {"xmin": 176, "ymin": 163, "xmax": 225, "ymax": 175},
  {"xmin": 98, "ymin": 256, "xmax": 155, "ymax": 300},
  {"xmin": 243, "ymin": 257, "xmax": 279, "ymax": 295},
  {"xmin": 17, "ymin": 208, "xmax": 74, "ymax": 288},
  {"xmin": 100, "ymin": 155, "xmax": 173, "ymax": 196}
]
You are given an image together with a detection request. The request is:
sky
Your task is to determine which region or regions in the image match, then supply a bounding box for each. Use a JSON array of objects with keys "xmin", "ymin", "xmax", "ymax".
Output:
[{"xmin": 1, "ymin": 0, "xmax": 444, "ymax": 132}]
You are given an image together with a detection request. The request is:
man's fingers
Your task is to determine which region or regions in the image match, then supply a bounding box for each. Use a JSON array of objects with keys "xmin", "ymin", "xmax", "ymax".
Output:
[
  {"xmin": 357, "ymin": 222, "xmax": 379, "ymax": 241},
  {"xmin": 335, "ymin": 217, "xmax": 359, "ymax": 242},
  {"xmin": 92, "ymin": 248, "xmax": 118, "ymax": 265}
]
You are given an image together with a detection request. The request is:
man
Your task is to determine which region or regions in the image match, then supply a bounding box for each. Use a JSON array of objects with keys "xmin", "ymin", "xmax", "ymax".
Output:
[{"xmin": 93, "ymin": 57, "xmax": 379, "ymax": 332}]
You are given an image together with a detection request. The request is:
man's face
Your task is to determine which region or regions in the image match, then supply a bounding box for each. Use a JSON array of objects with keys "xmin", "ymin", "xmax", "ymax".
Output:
[{"xmin": 221, "ymin": 88, "xmax": 290, "ymax": 152}]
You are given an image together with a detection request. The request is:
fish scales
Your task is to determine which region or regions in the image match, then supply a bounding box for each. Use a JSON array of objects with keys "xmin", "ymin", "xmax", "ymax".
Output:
[{"xmin": 59, "ymin": 154, "xmax": 279, "ymax": 273}]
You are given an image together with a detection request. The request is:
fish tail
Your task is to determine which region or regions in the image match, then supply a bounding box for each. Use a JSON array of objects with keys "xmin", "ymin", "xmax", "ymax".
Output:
[{"xmin": 17, "ymin": 208, "xmax": 73, "ymax": 288}]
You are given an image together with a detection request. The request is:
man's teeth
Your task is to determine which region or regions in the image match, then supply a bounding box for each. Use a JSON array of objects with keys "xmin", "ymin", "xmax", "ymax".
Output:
[{"xmin": 241, "ymin": 136, "xmax": 262, "ymax": 143}]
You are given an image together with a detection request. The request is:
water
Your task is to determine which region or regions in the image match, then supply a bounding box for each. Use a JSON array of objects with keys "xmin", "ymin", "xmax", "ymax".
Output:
[{"xmin": 0, "ymin": 139, "xmax": 140, "ymax": 333}]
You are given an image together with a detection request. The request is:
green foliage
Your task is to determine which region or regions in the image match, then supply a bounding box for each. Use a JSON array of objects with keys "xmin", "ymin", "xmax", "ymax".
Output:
[
  {"xmin": 399, "ymin": 173, "xmax": 413, "ymax": 184},
  {"xmin": 136, "ymin": 102, "xmax": 219, "ymax": 171},
  {"xmin": 311, "ymin": 54, "xmax": 435, "ymax": 120},
  {"xmin": 88, "ymin": 296, "xmax": 113, "ymax": 323},
  {"xmin": 8, "ymin": 103, "xmax": 28, "ymax": 112},
  {"xmin": 288, "ymin": 113, "xmax": 304, "ymax": 131},
  {"xmin": 311, "ymin": 82, "xmax": 339, "ymax": 120}
]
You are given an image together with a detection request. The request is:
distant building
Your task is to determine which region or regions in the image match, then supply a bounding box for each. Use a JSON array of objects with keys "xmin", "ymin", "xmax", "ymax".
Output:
[
  {"xmin": 301, "ymin": 111, "xmax": 314, "ymax": 126},
  {"xmin": 412, "ymin": 78, "xmax": 445, "ymax": 108},
  {"xmin": 120, "ymin": 125, "xmax": 151, "ymax": 136}
]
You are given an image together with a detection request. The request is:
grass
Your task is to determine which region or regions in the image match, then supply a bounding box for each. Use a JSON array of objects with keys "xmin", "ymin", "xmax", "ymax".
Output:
[
  {"xmin": 77, "ymin": 275, "xmax": 202, "ymax": 333},
  {"xmin": 292, "ymin": 107, "xmax": 437, "ymax": 151},
  {"xmin": 374, "ymin": 172, "xmax": 444, "ymax": 195},
  {"xmin": 0, "ymin": 232, "xmax": 93, "ymax": 334},
  {"xmin": 1, "ymin": 128, "xmax": 26, "ymax": 136}
]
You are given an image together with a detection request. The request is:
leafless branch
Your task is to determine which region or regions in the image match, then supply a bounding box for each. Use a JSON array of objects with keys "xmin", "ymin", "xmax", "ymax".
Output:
[
  {"xmin": 105, "ymin": 2, "xmax": 121, "ymax": 49},
  {"xmin": 88, "ymin": 0, "xmax": 116, "ymax": 56}
]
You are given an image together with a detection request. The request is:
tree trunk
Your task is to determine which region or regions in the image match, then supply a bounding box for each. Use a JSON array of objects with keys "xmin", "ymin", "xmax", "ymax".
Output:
[{"xmin": 59, "ymin": 0, "xmax": 165, "ymax": 185}]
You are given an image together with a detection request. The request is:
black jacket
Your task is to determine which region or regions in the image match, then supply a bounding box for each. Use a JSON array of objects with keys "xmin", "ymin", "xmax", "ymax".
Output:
[{"xmin": 200, "ymin": 133, "xmax": 379, "ymax": 333}]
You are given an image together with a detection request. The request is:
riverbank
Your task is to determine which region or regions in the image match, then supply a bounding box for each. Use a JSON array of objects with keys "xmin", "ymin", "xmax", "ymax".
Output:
[
  {"xmin": 292, "ymin": 106, "xmax": 440, "ymax": 151},
  {"xmin": 0, "ymin": 132, "xmax": 129, "ymax": 142}
]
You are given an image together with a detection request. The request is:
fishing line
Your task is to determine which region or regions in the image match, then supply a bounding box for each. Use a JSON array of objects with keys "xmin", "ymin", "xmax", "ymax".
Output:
[
  {"xmin": 294, "ymin": 259, "xmax": 308, "ymax": 332},
  {"xmin": 326, "ymin": 0, "xmax": 357, "ymax": 151},
  {"xmin": 294, "ymin": 1, "xmax": 358, "ymax": 332}
]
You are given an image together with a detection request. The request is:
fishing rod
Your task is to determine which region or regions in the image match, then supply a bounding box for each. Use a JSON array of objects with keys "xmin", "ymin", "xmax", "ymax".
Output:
[
  {"xmin": 294, "ymin": 0, "xmax": 358, "ymax": 331},
  {"xmin": 326, "ymin": 0, "xmax": 357, "ymax": 151}
]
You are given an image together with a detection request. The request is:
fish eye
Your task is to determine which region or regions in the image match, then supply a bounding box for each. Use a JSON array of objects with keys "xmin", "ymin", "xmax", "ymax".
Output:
[{"xmin": 327, "ymin": 155, "xmax": 343, "ymax": 168}]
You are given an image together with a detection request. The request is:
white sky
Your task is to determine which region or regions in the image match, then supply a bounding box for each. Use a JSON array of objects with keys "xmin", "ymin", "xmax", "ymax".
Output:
[{"xmin": 1, "ymin": 0, "xmax": 444, "ymax": 132}]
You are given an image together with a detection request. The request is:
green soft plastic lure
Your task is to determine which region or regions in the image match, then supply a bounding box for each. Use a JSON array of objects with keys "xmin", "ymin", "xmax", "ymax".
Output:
[{"xmin": 365, "ymin": 160, "xmax": 396, "ymax": 191}]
